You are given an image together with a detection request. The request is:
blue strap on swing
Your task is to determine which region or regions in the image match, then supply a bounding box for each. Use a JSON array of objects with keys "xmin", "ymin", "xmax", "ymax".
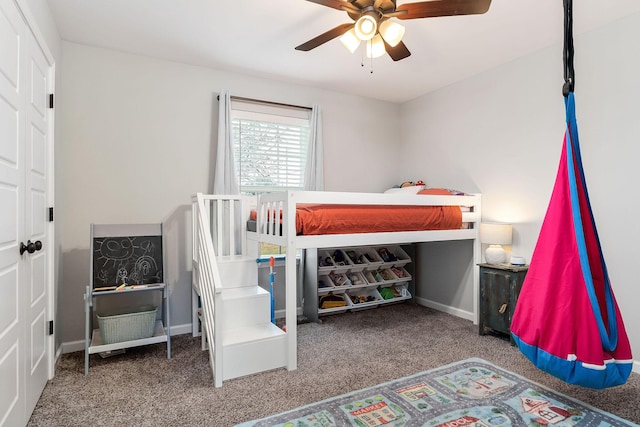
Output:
[{"xmin": 564, "ymin": 92, "xmax": 618, "ymax": 352}]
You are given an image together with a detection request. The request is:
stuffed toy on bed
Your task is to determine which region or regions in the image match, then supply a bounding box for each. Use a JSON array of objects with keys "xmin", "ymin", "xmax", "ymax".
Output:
[
  {"xmin": 384, "ymin": 180, "xmax": 425, "ymax": 194},
  {"xmin": 400, "ymin": 180, "xmax": 424, "ymax": 188}
]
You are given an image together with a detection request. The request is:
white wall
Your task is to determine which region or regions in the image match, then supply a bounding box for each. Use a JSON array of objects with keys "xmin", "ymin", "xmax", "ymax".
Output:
[
  {"xmin": 58, "ymin": 42, "xmax": 401, "ymax": 343},
  {"xmin": 25, "ymin": 0, "xmax": 61, "ymax": 58},
  {"xmin": 400, "ymin": 12, "xmax": 640, "ymax": 360}
]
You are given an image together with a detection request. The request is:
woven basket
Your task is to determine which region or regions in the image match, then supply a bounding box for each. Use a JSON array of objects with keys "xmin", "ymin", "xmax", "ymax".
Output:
[{"xmin": 97, "ymin": 305, "xmax": 157, "ymax": 344}]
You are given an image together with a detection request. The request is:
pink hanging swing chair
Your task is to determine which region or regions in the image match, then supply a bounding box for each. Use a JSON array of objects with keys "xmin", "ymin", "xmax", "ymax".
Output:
[{"xmin": 509, "ymin": 0, "xmax": 633, "ymax": 389}]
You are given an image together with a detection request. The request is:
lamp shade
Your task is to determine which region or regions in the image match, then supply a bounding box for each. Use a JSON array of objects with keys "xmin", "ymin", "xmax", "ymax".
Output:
[
  {"xmin": 379, "ymin": 20, "xmax": 405, "ymax": 47},
  {"xmin": 480, "ymin": 223, "xmax": 512, "ymax": 264},
  {"xmin": 354, "ymin": 14, "xmax": 377, "ymax": 41},
  {"xmin": 340, "ymin": 28, "xmax": 360, "ymax": 53},
  {"xmin": 365, "ymin": 34, "xmax": 386, "ymax": 58},
  {"xmin": 479, "ymin": 223, "xmax": 512, "ymax": 245}
]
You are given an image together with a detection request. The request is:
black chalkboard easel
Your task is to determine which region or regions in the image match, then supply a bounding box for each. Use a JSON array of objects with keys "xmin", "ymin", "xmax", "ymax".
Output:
[{"xmin": 92, "ymin": 235, "xmax": 163, "ymax": 287}]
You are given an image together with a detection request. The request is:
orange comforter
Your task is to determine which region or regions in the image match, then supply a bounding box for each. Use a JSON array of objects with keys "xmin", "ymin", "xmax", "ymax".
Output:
[{"xmin": 292, "ymin": 204, "xmax": 462, "ymax": 235}]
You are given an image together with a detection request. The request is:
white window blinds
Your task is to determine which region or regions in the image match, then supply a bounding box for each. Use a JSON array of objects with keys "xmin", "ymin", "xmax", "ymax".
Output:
[{"xmin": 231, "ymin": 99, "xmax": 311, "ymax": 194}]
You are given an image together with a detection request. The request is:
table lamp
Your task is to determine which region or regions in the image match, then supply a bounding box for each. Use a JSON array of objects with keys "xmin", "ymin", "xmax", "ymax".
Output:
[{"xmin": 480, "ymin": 223, "xmax": 512, "ymax": 264}]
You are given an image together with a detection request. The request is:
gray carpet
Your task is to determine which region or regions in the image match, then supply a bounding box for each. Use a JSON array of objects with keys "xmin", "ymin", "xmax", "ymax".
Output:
[{"xmin": 29, "ymin": 303, "xmax": 640, "ymax": 426}]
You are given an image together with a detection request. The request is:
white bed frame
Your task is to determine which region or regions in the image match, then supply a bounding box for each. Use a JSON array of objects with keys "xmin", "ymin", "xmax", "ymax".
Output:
[{"xmin": 254, "ymin": 190, "xmax": 482, "ymax": 371}]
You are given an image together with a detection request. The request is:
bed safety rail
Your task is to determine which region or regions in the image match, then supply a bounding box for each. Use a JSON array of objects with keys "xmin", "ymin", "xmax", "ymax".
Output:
[{"xmin": 256, "ymin": 190, "xmax": 482, "ymax": 249}]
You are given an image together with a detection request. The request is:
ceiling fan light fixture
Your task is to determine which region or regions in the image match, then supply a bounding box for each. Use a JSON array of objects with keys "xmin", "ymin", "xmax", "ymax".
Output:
[
  {"xmin": 354, "ymin": 14, "xmax": 377, "ymax": 41},
  {"xmin": 297, "ymin": 0, "xmax": 493, "ymax": 62},
  {"xmin": 379, "ymin": 20, "xmax": 405, "ymax": 47},
  {"xmin": 366, "ymin": 34, "xmax": 386, "ymax": 59},
  {"xmin": 339, "ymin": 28, "xmax": 360, "ymax": 53}
]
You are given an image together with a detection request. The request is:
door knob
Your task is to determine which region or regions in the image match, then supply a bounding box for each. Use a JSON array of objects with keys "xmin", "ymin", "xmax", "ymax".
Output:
[{"xmin": 19, "ymin": 240, "xmax": 43, "ymax": 255}]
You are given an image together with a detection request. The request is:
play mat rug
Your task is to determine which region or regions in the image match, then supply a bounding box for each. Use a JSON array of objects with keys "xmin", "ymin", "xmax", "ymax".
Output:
[{"xmin": 236, "ymin": 358, "xmax": 637, "ymax": 427}]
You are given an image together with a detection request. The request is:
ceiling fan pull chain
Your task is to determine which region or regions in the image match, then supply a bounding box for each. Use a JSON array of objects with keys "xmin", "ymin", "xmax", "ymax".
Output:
[{"xmin": 370, "ymin": 41, "xmax": 374, "ymax": 73}]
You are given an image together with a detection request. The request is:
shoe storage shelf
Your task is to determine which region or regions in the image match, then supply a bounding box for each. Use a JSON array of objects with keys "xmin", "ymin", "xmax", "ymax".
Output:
[{"xmin": 303, "ymin": 245, "xmax": 414, "ymax": 322}]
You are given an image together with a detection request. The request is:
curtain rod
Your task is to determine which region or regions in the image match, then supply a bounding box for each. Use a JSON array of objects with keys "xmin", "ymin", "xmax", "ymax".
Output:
[{"xmin": 217, "ymin": 94, "xmax": 311, "ymax": 111}]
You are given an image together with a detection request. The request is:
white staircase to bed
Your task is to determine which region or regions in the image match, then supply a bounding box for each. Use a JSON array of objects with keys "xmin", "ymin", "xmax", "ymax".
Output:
[{"xmin": 191, "ymin": 194, "xmax": 287, "ymax": 387}]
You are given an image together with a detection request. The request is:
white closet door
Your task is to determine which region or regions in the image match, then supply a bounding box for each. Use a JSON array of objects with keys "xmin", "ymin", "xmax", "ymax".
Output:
[
  {"xmin": 24, "ymin": 26, "xmax": 50, "ymax": 416},
  {"xmin": 0, "ymin": 0, "xmax": 52, "ymax": 424},
  {"xmin": 0, "ymin": 0, "xmax": 27, "ymax": 425}
]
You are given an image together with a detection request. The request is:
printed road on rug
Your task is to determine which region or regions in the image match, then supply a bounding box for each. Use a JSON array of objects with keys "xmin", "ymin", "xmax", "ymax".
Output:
[{"xmin": 236, "ymin": 358, "xmax": 637, "ymax": 427}]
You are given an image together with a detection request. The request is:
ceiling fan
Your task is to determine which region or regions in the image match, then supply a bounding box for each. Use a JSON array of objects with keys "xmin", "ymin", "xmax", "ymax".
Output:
[{"xmin": 296, "ymin": 0, "xmax": 492, "ymax": 61}]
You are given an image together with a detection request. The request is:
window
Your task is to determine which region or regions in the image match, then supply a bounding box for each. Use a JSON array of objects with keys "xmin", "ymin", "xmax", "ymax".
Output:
[
  {"xmin": 230, "ymin": 99, "xmax": 312, "ymax": 255},
  {"xmin": 231, "ymin": 99, "xmax": 311, "ymax": 195}
]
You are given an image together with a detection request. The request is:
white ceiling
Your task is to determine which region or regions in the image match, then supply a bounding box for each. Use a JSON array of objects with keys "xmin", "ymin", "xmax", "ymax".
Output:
[{"xmin": 47, "ymin": 0, "xmax": 640, "ymax": 103}]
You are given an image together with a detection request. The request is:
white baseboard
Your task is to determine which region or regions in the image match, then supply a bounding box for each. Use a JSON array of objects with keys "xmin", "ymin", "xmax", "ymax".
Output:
[
  {"xmin": 61, "ymin": 323, "xmax": 193, "ymax": 354},
  {"xmin": 55, "ymin": 345, "xmax": 62, "ymax": 360},
  {"xmin": 274, "ymin": 307, "xmax": 303, "ymax": 319},
  {"xmin": 634, "ymin": 359, "xmax": 640, "ymax": 375},
  {"xmin": 166, "ymin": 323, "xmax": 193, "ymax": 336},
  {"xmin": 61, "ymin": 340, "xmax": 85, "ymax": 354},
  {"xmin": 414, "ymin": 296, "xmax": 474, "ymax": 323},
  {"xmin": 54, "ymin": 344, "xmax": 63, "ymax": 372}
]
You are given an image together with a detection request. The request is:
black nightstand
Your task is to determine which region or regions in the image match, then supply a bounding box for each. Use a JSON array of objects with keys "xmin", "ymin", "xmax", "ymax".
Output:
[{"xmin": 478, "ymin": 263, "xmax": 528, "ymax": 344}]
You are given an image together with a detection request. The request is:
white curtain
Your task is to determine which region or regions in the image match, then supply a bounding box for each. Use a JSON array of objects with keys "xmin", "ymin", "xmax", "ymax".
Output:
[
  {"xmin": 212, "ymin": 90, "xmax": 239, "ymax": 254},
  {"xmin": 213, "ymin": 90, "xmax": 239, "ymax": 195},
  {"xmin": 304, "ymin": 104, "xmax": 324, "ymax": 191}
]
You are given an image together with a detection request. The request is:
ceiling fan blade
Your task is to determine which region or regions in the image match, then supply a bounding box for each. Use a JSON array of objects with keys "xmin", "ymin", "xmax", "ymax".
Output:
[
  {"xmin": 304, "ymin": 0, "xmax": 361, "ymax": 13},
  {"xmin": 295, "ymin": 23, "xmax": 354, "ymax": 51},
  {"xmin": 395, "ymin": 0, "xmax": 491, "ymax": 20},
  {"xmin": 384, "ymin": 39, "xmax": 411, "ymax": 61}
]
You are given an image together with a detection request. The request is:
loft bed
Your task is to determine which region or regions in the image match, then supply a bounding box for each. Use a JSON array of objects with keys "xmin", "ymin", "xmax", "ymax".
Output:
[{"xmin": 253, "ymin": 189, "xmax": 482, "ymax": 371}]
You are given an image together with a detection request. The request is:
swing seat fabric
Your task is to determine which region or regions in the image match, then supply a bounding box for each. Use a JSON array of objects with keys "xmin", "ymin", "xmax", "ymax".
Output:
[{"xmin": 510, "ymin": 93, "xmax": 633, "ymax": 389}]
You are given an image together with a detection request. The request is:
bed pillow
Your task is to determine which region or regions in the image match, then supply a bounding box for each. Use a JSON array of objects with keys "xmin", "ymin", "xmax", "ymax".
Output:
[{"xmin": 384, "ymin": 185, "xmax": 425, "ymax": 194}]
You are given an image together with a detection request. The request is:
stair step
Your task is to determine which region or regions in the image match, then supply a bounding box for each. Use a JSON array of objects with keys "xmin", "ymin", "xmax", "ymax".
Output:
[
  {"xmin": 222, "ymin": 322, "xmax": 285, "ymax": 347},
  {"xmin": 221, "ymin": 285, "xmax": 272, "ymax": 328},
  {"xmin": 221, "ymin": 285, "xmax": 268, "ymax": 300},
  {"xmin": 222, "ymin": 323, "xmax": 287, "ymax": 380},
  {"xmin": 217, "ymin": 255, "xmax": 258, "ymax": 289}
]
